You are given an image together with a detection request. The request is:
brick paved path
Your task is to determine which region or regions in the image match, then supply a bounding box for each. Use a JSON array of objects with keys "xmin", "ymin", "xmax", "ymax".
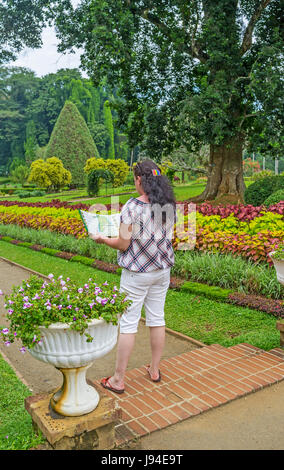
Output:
[{"xmin": 92, "ymin": 342, "xmax": 284, "ymax": 447}]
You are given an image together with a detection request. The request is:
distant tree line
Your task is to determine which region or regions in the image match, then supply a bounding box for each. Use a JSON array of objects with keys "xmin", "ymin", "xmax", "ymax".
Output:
[{"xmin": 0, "ymin": 66, "xmax": 131, "ymax": 174}]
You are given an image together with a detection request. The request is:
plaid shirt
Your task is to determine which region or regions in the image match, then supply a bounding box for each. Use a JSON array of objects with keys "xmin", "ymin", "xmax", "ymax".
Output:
[{"xmin": 117, "ymin": 197, "xmax": 175, "ymax": 272}]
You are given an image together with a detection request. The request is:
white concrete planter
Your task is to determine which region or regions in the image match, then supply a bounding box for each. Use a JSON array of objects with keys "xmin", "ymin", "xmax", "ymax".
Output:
[
  {"xmin": 29, "ymin": 318, "xmax": 118, "ymax": 417},
  {"xmin": 269, "ymin": 251, "xmax": 284, "ymax": 286}
]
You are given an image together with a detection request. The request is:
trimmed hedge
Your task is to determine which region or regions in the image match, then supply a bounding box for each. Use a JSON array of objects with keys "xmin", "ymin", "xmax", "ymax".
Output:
[
  {"xmin": 70, "ymin": 255, "xmax": 95, "ymax": 266},
  {"xmin": 244, "ymin": 175, "xmax": 284, "ymax": 206},
  {"xmin": 264, "ymin": 189, "xmax": 284, "ymax": 207},
  {"xmin": 180, "ymin": 281, "xmax": 233, "ymax": 300}
]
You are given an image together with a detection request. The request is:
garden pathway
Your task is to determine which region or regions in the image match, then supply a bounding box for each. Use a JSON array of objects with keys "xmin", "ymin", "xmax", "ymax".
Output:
[{"xmin": 1, "ymin": 257, "xmax": 284, "ymax": 450}]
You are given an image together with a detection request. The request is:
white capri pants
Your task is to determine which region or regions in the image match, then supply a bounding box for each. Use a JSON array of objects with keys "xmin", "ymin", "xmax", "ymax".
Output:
[{"xmin": 119, "ymin": 267, "xmax": 171, "ymax": 334}]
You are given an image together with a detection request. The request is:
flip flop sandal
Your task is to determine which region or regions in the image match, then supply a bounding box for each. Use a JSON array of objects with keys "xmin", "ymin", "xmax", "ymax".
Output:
[
  {"xmin": 100, "ymin": 376, "xmax": 125, "ymax": 394},
  {"xmin": 146, "ymin": 365, "xmax": 161, "ymax": 383}
]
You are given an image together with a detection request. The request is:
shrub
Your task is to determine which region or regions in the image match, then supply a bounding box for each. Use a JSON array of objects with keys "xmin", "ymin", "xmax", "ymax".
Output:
[
  {"xmin": 264, "ymin": 189, "xmax": 284, "ymax": 207},
  {"xmin": 84, "ymin": 157, "xmax": 129, "ymax": 187},
  {"xmin": 124, "ymin": 171, "xmax": 135, "ymax": 185},
  {"xmin": 104, "ymin": 159, "xmax": 129, "ymax": 188},
  {"xmin": 87, "ymin": 169, "xmax": 114, "ymax": 196},
  {"xmin": 18, "ymin": 191, "xmax": 32, "ymax": 199},
  {"xmin": 70, "ymin": 255, "xmax": 95, "ymax": 265},
  {"xmin": 39, "ymin": 247, "xmax": 61, "ymax": 256},
  {"xmin": 244, "ymin": 175, "xmax": 284, "ymax": 205},
  {"xmin": 45, "ymin": 101, "xmax": 100, "ymax": 186},
  {"xmin": 17, "ymin": 241, "xmax": 34, "ymax": 248},
  {"xmin": 251, "ymin": 169, "xmax": 273, "ymax": 181},
  {"xmin": 180, "ymin": 281, "xmax": 233, "ymax": 300},
  {"xmin": 28, "ymin": 157, "xmax": 72, "ymax": 191}
]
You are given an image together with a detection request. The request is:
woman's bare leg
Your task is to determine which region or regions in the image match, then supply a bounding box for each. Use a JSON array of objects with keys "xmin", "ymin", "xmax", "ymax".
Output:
[
  {"xmin": 148, "ymin": 326, "xmax": 165, "ymax": 380},
  {"xmin": 107, "ymin": 333, "xmax": 136, "ymax": 389}
]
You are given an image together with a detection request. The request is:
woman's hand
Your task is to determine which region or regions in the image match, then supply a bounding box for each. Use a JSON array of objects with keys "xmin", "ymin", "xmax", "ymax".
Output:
[
  {"xmin": 89, "ymin": 224, "xmax": 132, "ymax": 251},
  {"xmin": 89, "ymin": 233, "xmax": 105, "ymax": 244}
]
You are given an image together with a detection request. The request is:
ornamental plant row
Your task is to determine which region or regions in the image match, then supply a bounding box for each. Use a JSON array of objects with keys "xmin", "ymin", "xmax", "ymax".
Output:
[
  {"xmin": 172, "ymin": 229, "xmax": 282, "ymax": 265},
  {"xmin": 0, "ymin": 199, "xmax": 283, "ymax": 219},
  {"xmin": 1, "ymin": 202, "xmax": 283, "ymax": 236}
]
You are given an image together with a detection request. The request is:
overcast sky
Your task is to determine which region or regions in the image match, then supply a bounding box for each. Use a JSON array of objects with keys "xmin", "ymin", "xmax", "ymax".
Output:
[{"xmin": 10, "ymin": 1, "xmax": 85, "ymax": 77}]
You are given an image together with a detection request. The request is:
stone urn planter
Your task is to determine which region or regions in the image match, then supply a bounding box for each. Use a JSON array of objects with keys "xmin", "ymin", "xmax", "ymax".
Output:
[
  {"xmin": 0, "ymin": 273, "xmax": 131, "ymax": 417},
  {"xmin": 29, "ymin": 319, "xmax": 118, "ymax": 416},
  {"xmin": 269, "ymin": 251, "xmax": 284, "ymax": 286},
  {"xmin": 269, "ymin": 250, "xmax": 284, "ymax": 347}
]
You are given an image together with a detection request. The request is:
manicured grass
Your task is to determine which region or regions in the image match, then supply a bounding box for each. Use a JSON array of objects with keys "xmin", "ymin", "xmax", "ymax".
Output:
[
  {"xmin": 0, "ymin": 241, "xmax": 280, "ymax": 351},
  {"xmin": 0, "ymin": 181, "xmax": 207, "ymax": 205},
  {"xmin": 0, "ymin": 240, "xmax": 119, "ymax": 285},
  {"xmin": 0, "ymin": 184, "xmax": 137, "ymax": 205},
  {"xmin": 164, "ymin": 289, "xmax": 279, "ymax": 351},
  {"xmin": 0, "ymin": 354, "xmax": 44, "ymax": 450}
]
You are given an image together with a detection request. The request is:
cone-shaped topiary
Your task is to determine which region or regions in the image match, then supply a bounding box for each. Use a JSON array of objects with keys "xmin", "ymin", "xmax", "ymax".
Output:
[{"xmin": 45, "ymin": 100, "xmax": 100, "ymax": 186}]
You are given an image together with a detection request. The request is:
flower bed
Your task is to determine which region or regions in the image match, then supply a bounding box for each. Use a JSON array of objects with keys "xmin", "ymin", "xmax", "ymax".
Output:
[
  {"xmin": 0, "ymin": 199, "xmax": 283, "ymax": 264},
  {"xmin": 0, "ymin": 212, "xmax": 86, "ymax": 239},
  {"xmin": 173, "ymin": 229, "xmax": 282, "ymax": 265}
]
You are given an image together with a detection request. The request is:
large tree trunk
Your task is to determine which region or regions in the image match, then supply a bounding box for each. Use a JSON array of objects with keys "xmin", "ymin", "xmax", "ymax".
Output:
[{"xmin": 190, "ymin": 136, "xmax": 246, "ymax": 205}]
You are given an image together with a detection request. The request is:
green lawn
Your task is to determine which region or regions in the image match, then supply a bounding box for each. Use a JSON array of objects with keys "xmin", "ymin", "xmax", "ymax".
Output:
[
  {"xmin": 0, "ymin": 181, "xmax": 207, "ymax": 205},
  {"xmin": 0, "ymin": 354, "xmax": 44, "ymax": 450},
  {"xmin": 0, "ymin": 175, "xmax": 256, "ymax": 207}
]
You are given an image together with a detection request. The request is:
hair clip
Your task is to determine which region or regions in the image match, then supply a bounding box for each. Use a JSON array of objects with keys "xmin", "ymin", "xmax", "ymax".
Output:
[{"xmin": 152, "ymin": 169, "xmax": 161, "ymax": 176}]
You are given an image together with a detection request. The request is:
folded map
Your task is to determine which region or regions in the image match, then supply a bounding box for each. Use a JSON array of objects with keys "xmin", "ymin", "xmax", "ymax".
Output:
[{"xmin": 79, "ymin": 210, "xmax": 120, "ymax": 237}]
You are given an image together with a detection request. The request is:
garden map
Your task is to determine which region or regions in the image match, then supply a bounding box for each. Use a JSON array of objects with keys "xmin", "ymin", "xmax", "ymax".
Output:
[{"xmin": 79, "ymin": 210, "xmax": 120, "ymax": 237}]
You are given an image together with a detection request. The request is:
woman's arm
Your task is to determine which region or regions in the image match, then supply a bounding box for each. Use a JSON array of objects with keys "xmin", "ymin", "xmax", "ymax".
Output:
[{"xmin": 89, "ymin": 223, "xmax": 132, "ymax": 252}]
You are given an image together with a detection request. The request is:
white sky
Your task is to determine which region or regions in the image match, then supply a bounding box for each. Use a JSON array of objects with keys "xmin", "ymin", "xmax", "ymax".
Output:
[{"xmin": 10, "ymin": 1, "xmax": 86, "ymax": 77}]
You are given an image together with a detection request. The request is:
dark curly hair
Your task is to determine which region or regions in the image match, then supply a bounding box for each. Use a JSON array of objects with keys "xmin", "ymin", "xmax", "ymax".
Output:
[{"xmin": 133, "ymin": 160, "xmax": 176, "ymax": 224}]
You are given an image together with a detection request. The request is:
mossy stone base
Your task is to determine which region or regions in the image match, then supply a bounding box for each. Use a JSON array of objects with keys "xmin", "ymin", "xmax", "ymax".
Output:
[{"xmin": 25, "ymin": 384, "xmax": 121, "ymax": 450}]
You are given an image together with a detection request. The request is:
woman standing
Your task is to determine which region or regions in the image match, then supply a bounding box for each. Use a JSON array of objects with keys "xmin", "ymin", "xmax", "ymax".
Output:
[{"xmin": 90, "ymin": 159, "xmax": 176, "ymax": 393}]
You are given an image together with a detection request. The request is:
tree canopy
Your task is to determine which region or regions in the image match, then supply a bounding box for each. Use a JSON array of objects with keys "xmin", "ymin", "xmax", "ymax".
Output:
[
  {"xmin": 50, "ymin": 0, "xmax": 283, "ymax": 202},
  {"xmin": 0, "ymin": 0, "xmax": 50, "ymax": 64}
]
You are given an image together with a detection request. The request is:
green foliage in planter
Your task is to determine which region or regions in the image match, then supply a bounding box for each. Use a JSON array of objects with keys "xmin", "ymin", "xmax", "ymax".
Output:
[
  {"xmin": 180, "ymin": 281, "xmax": 233, "ymax": 300},
  {"xmin": 70, "ymin": 255, "xmax": 95, "ymax": 266},
  {"xmin": 244, "ymin": 175, "xmax": 284, "ymax": 205},
  {"xmin": 0, "ymin": 274, "xmax": 131, "ymax": 350},
  {"xmin": 271, "ymin": 244, "xmax": 284, "ymax": 261}
]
